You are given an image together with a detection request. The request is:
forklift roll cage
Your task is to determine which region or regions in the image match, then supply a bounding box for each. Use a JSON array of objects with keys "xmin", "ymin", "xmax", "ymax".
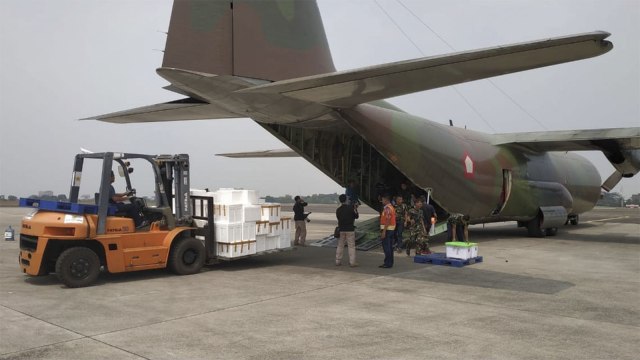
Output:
[{"xmin": 69, "ymin": 152, "xmax": 192, "ymax": 235}]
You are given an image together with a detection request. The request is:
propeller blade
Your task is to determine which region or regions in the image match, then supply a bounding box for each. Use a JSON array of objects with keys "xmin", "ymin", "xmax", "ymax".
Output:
[{"xmin": 601, "ymin": 171, "xmax": 623, "ymax": 192}]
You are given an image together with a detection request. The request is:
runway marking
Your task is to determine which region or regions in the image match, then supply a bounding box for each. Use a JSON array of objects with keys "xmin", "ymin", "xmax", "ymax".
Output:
[{"xmin": 584, "ymin": 216, "xmax": 630, "ymax": 223}]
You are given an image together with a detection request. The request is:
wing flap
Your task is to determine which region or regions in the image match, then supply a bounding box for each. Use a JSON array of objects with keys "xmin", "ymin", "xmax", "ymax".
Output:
[
  {"xmin": 83, "ymin": 98, "xmax": 242, "ymax": 124},
  {"xmin": 236, "ymin": 32, "xmax": 612, "ymax": 108},
  {"xmin": 492, "ymin": 127, "xmax": 640, "ymax": 152}
]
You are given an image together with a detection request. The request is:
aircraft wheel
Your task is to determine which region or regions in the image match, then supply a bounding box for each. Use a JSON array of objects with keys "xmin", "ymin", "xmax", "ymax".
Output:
[
  {"xmin": 55, "ymin": 247, "xmax": 101, "ymax": 288},
  {"xmin": 545, "ymin": 227, "xmax": 558, "ymax": 236},
  {"xmin": 569, "ymin": 215, "xmax": 579, "ymax": 226},
  {"xmin": 168, "ymin": 237, "xmax": 205, "ymax": 275},
  {"xmin": 526, "ymin": 216, "xmax": 546, "ymax": 238}
]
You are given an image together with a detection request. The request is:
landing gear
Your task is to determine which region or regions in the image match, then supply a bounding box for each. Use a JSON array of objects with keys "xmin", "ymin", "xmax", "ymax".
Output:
[
  {"xmin": 526, "ymin": 216, "xmax": 545, "ymax": 238},
  {"xmin": 526, "ymin": 215, "xmax": 558, "ymax": 237},
  {"xmin": 568, "ymin": 214, "xmax": 579, "ymax": 226}
]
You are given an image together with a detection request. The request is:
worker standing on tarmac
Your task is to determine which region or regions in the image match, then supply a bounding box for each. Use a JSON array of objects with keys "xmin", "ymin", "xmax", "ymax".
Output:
[
  {"xmin": 379, "ymin": 195, "xmax": 396, "ymax": 268},
  {"xmin": 406, "ymin": 198, "xmax": 427, "ymax": 256},
  {"xmin": 293, "ymin": 196, "xmax": 308, "ymax": 246},
  {"xmin": 394, "ymin": 195, "xmax": 408, "ymax": 253}
]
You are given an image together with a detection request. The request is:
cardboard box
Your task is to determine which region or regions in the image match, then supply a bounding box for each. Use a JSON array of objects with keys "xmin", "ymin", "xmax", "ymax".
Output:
[{"xmin": 445, "ymin": 242, "xmax": 478, "ymax": 260}]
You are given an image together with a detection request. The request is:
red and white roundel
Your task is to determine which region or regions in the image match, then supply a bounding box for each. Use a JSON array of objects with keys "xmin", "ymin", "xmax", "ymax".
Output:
[{"xmin": 463, "ymin": 153, "xmax": 474, "ymax": 178}]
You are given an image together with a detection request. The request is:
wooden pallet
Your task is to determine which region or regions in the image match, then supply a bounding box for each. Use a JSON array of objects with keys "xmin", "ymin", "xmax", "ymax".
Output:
[{"xmin": 414, "ymin": 252, "xmax": 483, "ymax": 267}]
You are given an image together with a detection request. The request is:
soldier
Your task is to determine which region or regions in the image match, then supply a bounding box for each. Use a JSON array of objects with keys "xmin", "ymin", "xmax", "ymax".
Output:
[
  {"xmin": 447, "ymin": 213, "xmax": 470, "ymax": 242},
  {"xmin": 393, "ymin": 195, "xmax": 409, "ymax": 252},
  {"xmin": 405, "ymin": 198, "xmax": 427, "ymax": 256}
]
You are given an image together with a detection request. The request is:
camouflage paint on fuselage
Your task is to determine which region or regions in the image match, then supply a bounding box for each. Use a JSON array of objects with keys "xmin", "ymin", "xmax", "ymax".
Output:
[{"xmin": 340, "ymin": 103, "xmax": 601, "ymax": 222}]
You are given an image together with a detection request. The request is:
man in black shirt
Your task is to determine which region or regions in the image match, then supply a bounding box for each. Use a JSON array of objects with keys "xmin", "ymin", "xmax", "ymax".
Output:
[
  {"xmin": 421, "ymin": 197, "xmax": 437, "ymax": 234},
  {"xmin": 109, "ymin": 171, "xmax": 145, "ymax": 228},
  {"xmin": 335, "ymin": 194, "xmax": 359, "ymax": 267},
  {"xmin": 293, "ymin": 195, "xmax": 308, "ymax": 246}
]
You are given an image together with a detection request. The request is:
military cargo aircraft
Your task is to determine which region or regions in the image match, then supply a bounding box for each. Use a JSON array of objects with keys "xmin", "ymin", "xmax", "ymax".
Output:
[{"xmin": 88, "ymin": 0, "xmax": 639, "ymax": 237}]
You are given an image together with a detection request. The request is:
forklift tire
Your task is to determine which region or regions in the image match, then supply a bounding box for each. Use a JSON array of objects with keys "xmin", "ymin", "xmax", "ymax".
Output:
[
  {"xmin": 55, "ymin": 247, "xmax": 101, "ymax": 288},
  {"xmin": 168, "ymin": 237, "xmax": 205, "ymax": 275}
]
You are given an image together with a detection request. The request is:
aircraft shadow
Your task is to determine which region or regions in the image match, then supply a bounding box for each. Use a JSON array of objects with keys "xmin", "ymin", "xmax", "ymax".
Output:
[
  {"xmin": 206, "ymin": 247, "xmax": 574, "ymax": 295},
  {"xmin": 468, "ymin": 224, "xmax": 639, "ymax": 245}
]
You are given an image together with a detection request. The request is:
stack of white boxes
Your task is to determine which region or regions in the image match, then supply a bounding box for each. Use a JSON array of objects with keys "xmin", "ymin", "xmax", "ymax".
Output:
[{"xmin": 191, "ymin": 188, "xmax": 291, "ymax": 258}]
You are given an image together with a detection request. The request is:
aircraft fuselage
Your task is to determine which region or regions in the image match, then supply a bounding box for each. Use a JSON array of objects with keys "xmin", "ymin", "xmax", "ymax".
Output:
[{"xmin": 337, "ymin": 103, "xmax": 601, "ymax": 223}]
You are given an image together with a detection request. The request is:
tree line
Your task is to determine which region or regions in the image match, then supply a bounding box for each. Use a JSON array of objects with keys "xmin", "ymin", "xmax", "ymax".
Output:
[{"xmin": 264, "ymin": 193, "xmax": 341, "ymax": 204}]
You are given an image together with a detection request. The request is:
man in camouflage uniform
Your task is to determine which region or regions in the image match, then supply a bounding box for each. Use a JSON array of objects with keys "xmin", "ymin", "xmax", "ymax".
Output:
[
  {"xmin": 447, "ymin": 213, "xmax": 470, "ymax": 242},
  {"xmin": 405, "ymin": 198, "xmax": 428, "ymax": 256},
  {"xmin": 393, "ymin": 195, "xmax": 409, "ymax": 252}
]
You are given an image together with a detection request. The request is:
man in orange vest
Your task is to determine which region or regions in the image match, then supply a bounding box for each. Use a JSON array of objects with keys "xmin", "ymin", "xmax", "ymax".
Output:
[{"xmin": 379, "ymin": 195, "xmax": 396, "ymax": 268}]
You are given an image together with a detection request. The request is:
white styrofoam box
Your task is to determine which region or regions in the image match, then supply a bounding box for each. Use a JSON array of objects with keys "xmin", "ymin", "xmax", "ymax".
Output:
[
  {"xmin": 445, "ymin": 242, "xmax": 478, "ymax": 260},
  {"xmin": 256, "ymin": 221, "xmax": 270, "ymax": 235},
  {"xmin": 268, "ymin": 222, "xmax": 281, "ymax": 236},
  {"xmin": 256, "ymin": 234, "xmax": 267, "ymax": 253},
  {"xmin": 280, "ymin": 217, "xmax": 292, "ymax": 240},
  {"xmin": 214, "ymin": 204, "xmax": 243, "ymax": 224},
  {"xmin": 277, "ymin": 235, "xmax": 291, "ymax": 249},
  {"xmin": 215, "ymin": 223, "xmax": 243, "ymax": 243},
  {"xmin": 242, "ymin": 205, "xmax": 261, "ymax": 222},
  {"xmin": 239, "ymin": 190, "xmax": 259, "ymax": 205},
  {"xmin": 242, "ymin": 222, "xmax": 256, "ymax": 240},
  {"xmin": 217, "ymin": 241, "xmax": 256, "ymax": 258},
  {"xmin": 266, "ymin": 235, "xmax": 279, "ymax": 251},
  {"xmin": 260, "ymin": 204, "xmax": 281, "ymax": 223},
  {"xmin": 216, "ymin": 188, "xmax": 243, "ymax": 204}
]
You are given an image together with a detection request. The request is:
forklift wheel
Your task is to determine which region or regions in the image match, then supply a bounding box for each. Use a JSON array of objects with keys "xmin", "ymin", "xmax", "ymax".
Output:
[
  {"xmin": 55, "ymin": 247, "xmax": 101, "ymax": 288},
  {"xmin": 168, "ymin": 237, "xmax": 205, "ymax": 275}
]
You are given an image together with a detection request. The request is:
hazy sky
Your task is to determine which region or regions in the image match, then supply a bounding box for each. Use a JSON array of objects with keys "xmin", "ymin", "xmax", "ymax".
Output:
[{"xmin": 0, "ymin": 0, "xmax": 638, "ymax": 199}]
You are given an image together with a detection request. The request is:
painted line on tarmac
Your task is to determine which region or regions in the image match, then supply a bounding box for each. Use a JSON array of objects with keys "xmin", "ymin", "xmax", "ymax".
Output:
[{"xmin": 584, "ymin": 216, "xmax": 630, "ymax": 223}]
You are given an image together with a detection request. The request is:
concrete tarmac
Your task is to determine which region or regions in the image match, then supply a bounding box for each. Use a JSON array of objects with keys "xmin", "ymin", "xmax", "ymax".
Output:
[{"xmin": 0, "ymin": 207, "xmax": 638, "ymax": 359}]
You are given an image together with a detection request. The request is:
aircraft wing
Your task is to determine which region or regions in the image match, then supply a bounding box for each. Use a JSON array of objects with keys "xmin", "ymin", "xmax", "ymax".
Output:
[
  {"xmin": 491, "ymin": 127, "xmax": 640, "ymax": 152},
  {"xmin": 216, "ymin": 149, "xmax": 298, "ymax": 158},
  {"xmin": 236, "ymin": 32, "xmax": 612, "ymax": 108},
  {"xmin": 83, "ymin": 98, "xmax": 243, "ymax": 123}
]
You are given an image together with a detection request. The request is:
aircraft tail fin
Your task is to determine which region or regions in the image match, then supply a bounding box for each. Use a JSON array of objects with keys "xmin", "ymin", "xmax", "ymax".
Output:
[{"xmin": 162, "ymin": 0, "xmax": 335, "ymax": 81}]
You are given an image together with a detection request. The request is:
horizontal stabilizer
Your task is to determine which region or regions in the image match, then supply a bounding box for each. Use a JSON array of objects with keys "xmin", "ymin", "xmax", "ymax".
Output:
[
  {"xmin": 237, "ymin": 31, "xmax": 612, "ymax": 108},
  {"xmin": 216, "ymin": 149, "xmax": 298, "ymax": 158},
  {"xmin": 492, "ymin": 127, "xmax": 640, "ymax": 151},
  {"xmin": 83, "ymin": 98, "xmax": 242, "ymax": 123}
]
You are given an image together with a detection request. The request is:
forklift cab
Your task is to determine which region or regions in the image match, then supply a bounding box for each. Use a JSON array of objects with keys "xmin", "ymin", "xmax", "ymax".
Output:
[{"xmin": 70, "ymin": 152, "xmax": 192, "ymax": 235}]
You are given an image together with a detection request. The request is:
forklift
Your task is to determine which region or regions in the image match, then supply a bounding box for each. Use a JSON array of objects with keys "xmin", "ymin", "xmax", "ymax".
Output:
[{"xmin": 19, "ymin": 152, "xmax": 216, "ymax": 288}]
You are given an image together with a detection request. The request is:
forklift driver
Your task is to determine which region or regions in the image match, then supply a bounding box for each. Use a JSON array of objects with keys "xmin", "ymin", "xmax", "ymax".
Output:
[{"xmin": 109, "ymin": 171, "xmax": 146, "ymax": 228}]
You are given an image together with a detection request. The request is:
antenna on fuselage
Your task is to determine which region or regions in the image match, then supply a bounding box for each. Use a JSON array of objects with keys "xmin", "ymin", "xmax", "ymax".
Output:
[{"xmin": 449, "ymin": 119, "xmax": 454, "ymax": 127}]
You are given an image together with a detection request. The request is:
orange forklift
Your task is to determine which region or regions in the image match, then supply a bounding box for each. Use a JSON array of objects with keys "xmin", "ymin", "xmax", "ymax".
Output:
[{"xmin": 19, "ymin": 152, "xmax": 216, "ymax": 288}]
